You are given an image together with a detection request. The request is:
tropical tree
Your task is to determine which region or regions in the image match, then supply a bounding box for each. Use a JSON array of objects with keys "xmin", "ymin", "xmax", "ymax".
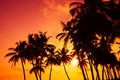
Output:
[
  {"xmin": 25, "ymin": 31, "xmax": 55, "ymax": 80},
  {"xmin": 5, "ymin": 41, "xmax": 27, "ymax": 80},
  {"xmin": 56, "ymin": 47, "xmax": 72, "ymax": 80},
  {"xmin": 45, "ymin": 45, "xmax": 58, "ymax": 80},
  {"xmin": 29, "ymin": 57, "xmax": 45, "ymax": 80},
  {"xmin": 25, "ymin": 34, "xmax": 39, "ymax": 80},
  {"xmin": 57, "ymin": 0, "xmax": 120, "ymax": 80}
]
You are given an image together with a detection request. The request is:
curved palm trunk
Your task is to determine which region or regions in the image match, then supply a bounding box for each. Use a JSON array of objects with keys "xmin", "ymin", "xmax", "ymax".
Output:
[
  {"xmin": 40, "ymin": 71, "xmax": 42, "ymax": 80},
  {"xmin": 88, "ymin": 59, "xmax": 94, "ymax": 80},
  {"xmin": 40, "ymin": 63, "xmax": 42, "ymax": 80},
  {"xmin": 104, "ymin": 68, "xmax": 108, "ymax": 79},
  {"xmin": 94, "ymin": 65, "xmax": 100, "ymax": 80},
  {"xmin": 49, "ymin": 64, "xmax": 52, "ymax": 80},
  {"xmin": 37, "ymin": 70, "xmax": 41, "ymax": 80},
  {"xmin": 108, "ymin": 68, "xmax": 114, "ymax": 80},
  {"xmin": 32, "ymin": 61, "xmax": 38, "ymax": 80},
  {"xmin": 37, "ymin": 61, "xmax": 42, "ymax": 80},
  {"xmin": 112, "ymin": 66, "xmax": 118, "ymax": 79},
  {"xmin": 80, "ymin": 63, "xmax": 87, "ymax": 80},
  {"xmin": 63, "ymin": 63, "xmax": 70, "ymax": 80},
  {"xmin": 21, "ymin": 59, "xmax": 26, "ymax": 80},
  {"xmin": 77, "ymin": 54, "xmax": 87, "ymax": 80},
  {"xmin": 116, "ymin": 67, "xmax": 120, "ymax": 79},
  {"xmin": 102, "ymin": 65, "xmax": 105, "ymax": 80},
  {"xmin": 84, "ymin": 66, "xmax": 89, "ymax": 80},
  {"xmin": 110, "ymin": 71, "xmax": 114, "ymax": 79},
  {"xmin": 105, "ymin": 65, "xmax": 110, "ymax": 80}
]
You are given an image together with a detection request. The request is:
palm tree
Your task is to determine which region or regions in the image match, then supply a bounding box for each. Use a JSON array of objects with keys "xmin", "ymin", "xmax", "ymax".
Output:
[
  {"xmin": 57, "ymin": 0, "xmax": 120, "ymax": 80},
  {"xmin": 5, "ymin": 41, "xmax": 27, "ymax": 80},
  {"xmin": 25, "ymin": 45, "xmax": 40, "ymax": 80},
  {"xmin": 56, "ymin": 47, "xmax": 72, "ymax": 80},
  {"xmin": 45, "ymin": 45, "xmax": 58, "ymax": 80},
  {"xmin": 29, "ymin": 57, "xmax": 45, "ymax": 80},
  {"xmin": 72, "ymin": 48, "xmax": 89, "ymax": 80},
  {"xmin": 26, "ymin": 31, "xmax": 55, "ymax": 80}
]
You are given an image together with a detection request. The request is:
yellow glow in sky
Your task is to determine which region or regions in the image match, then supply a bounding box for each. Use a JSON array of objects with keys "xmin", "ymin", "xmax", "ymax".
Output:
[{"xmin": 71, "ymin": 58, "xmax": 79, "ymax": 66}]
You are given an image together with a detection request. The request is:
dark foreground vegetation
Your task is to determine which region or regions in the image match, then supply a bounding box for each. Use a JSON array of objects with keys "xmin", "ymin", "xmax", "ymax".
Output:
[{"xmin": 5, "ymin": 0, "xmax": 120, "ymax": 80}]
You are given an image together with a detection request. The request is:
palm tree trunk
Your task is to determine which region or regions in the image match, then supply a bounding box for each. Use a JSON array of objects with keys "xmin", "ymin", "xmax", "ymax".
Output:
[
  {"xmin": 84, "ymin": 66, "xmax": 89, "ymax": 80},
  {"xmin": 40, "ymin": 71, "xmax": 42, "ymax": 80},
  {"xmin": 112, "ymin": 66, "xmax": 118, "ymax": 79},
  {"xmin": 108, "ymin": 68, "xmax": 114, "ymax": 80},
  {"xmin": 116, "ymin": 67, "xmax": 120, "ymax": 79},
  {"xmin": 21, "ymin": 59, "xmax": 26, "ymax": 80},
  {"xmin": 63, "ymin": 62, "xmax": 70, "ymax": 80},
  {"xmin": 49, "ymin": 64, "xmax": 52, "ymax": 80},
  {"xmin": 102, "ymin": 65, "xmax": 105, "ymax": 80},
  {"xmin": 104, "ymin": 68, "xmax": 108, "ymax": 80},
  {"xmin": 32, "ymin": 61, "xmax": 38, "ymax": 80},
  {"xmin": 77, "ymin": 54, "xmax": 87, "ymax": 80},
  {"xmin": 105, "ymin": 65, "xmax": 110, "ymax": 80},
  {"xmin": 40, "ymin": 63, "xmax": 42, "ymax": 80},
  {"xmin": 94, "ymin": 65, "xmax": 100, "ymax": 80},
  {"xmin": 80, "ymin": 64, "xmax": 87, "ymax": 80},
  {"xmin": 89, "ymin": 59, "xmax": 94, "ymax": 80}
]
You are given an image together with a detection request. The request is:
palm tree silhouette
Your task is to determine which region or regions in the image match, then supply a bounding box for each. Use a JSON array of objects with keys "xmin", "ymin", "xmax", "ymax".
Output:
[
  {"xmin": 25, "ymin": 34, "xmax": 39, "ymax": 80},
  {"xmin": 5, "ymin": 41, "xmax": 27, "ymax": 80},
  {"xmin": 56, "ymin": 47, "xmax": 72, "ymax": 80},
  {"xmin": 45, "ymin": 45, "xmax": 58, "ymax": 80},
  {"xmin": 29, "ymin": 57, "xmax": 45, "ymax": 80},
  {"xmin": 4, "ymin": 0, "xmax": 120, "ymax": 80},
  {"xmin": 25, "ymin": 31, "xmax": 55, "ymax": 80},
  {"xmin": 57, "ymin": 0, "xmax": 120, "ymax": 80}
]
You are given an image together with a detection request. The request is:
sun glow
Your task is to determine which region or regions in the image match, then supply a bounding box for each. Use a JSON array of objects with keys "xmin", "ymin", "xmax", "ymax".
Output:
[{"xmin": 71, "ymin": 59, "xmax": 78, "ymax": 66}]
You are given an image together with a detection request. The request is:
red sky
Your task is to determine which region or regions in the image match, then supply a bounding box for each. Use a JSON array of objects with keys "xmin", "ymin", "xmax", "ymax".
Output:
[{"xmin": 0, "ymin": 0, "xmax": 85, "ymax": 80}]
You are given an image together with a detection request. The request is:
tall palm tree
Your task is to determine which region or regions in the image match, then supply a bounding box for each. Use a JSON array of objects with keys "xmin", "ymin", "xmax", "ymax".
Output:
[
  {"xmin": 26, "ymin": 31, "xmax": 55, "ymax": 80},
  {"xmin": 29, "ymin": 57, "xmax": 45, "ymax": 80},
  {"xmin": 56, "ymin": 47, "xmax": 72, "ymax": 80},
  {"xmin": 5, "ymin": 41, "xmax": 27, "ymax": 80},
  {"xmin": 45, "ymin": 45, "xmax": 58, "ymax": 80},
  {"xmin": 57, "ymin": 0, "xmax": 120, "ymax": 80},
  {"xmin": 72, "ymin": 48, "xmax": 89, "ymax": 80},
  {"xmin": 25, "ymin": 34, "xmax": 39, "ymax": 80}
]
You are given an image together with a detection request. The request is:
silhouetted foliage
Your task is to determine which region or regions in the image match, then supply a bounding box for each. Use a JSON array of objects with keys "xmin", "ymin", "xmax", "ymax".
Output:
[
  {"xmin": 5, "ymin": 41, "xmax": 27, "ymax": 80},
  {"xmin": 57, "ymin": 0, "xmax": 120, "ymax": 80},
  {"xmin": 56, "ymin": 47, "xmax": 72, "ymax": 80},
  {"xmin": 26, "ymin": 32, "xmax": 55, "ymax": 80},
  {"xmin": 5, "ymin": 0, "xmax": 120, "ymax": 80}
]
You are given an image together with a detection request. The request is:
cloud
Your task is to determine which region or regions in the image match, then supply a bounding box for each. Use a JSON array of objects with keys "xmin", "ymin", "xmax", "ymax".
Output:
[{"xmin": 42, "ymin": 0, "xmax": 70, "ymax": 16}]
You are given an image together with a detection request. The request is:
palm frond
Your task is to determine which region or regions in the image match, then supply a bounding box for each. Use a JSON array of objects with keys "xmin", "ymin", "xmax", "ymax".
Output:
[
  {"xmin": 43, "ymin": 32, "xmax": 47, "ymax": 36},
  {"xmin": 69, "ymin": 2, "xmax": 83, "ymax": 7},
  {"xmin": 28, "ymin": 34, "xmax": 34, "ymax": 43},
  {"xmin": 8, "ymin": 55, "xmax": 19, "ymax": 65},
  {"xmin": 60, "ymin": 21, "xmax": 67, "ymax": 30},
  {"xmin": 56, "ymin": 33, "xmax": 66, "ymax": 41},
  {"xmin": 60, "ymin": 21, "xmax": 66, "ymax": 26},
  {"xmin": 40, "ymin": 67, "xmax": 45, "ymax": 73},
  {"xmin": 46, "ymin": 36, "xmax": 52, "ymax": 41},
  {"xmin": 29, "ymin": 65, "xmax": 45, "ymax": 74},
  {"xmin": 5, "ymin": 52, "xmax": 16, "ymax": 57},
  {"xmin": 70, "ymin": 8, "xmax": 76, "ymax": 17},
  {"xmin": 46, "ymin": 44, "xmax": 55, "ymax": 48},
  {"xmin": 55, "ymin": 49, "xmax": 61, "ymax": 54},
  {"xmin": 8, "ymin": 48, "xmax": 15, "ymax": 50},
  {"xmin": 29, "ymin": 67, "xmax": 36, "ymax": 74},
  {"xmin": 45, "ymin": 59, "xmax": 49, "ymax": 66}
]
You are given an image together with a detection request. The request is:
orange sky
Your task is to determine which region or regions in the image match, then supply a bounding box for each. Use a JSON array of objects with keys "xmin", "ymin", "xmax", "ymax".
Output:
[
  {"xmin": 1, "ymin": 0, "xmax": 119, "ymax": 80},
  {"xmin": 0, "ymin": 0, "xmax": 85, "ymax": 80}
]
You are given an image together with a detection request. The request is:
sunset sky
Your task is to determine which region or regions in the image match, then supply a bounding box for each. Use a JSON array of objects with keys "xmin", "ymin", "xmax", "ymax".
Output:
[
  {"xmin": 1, "ymin": 0, "xmax": 120, "ymax": 80},
  {"xmin": 0, "ymin": 0, "xmax": 86, "ymax": 80}
]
